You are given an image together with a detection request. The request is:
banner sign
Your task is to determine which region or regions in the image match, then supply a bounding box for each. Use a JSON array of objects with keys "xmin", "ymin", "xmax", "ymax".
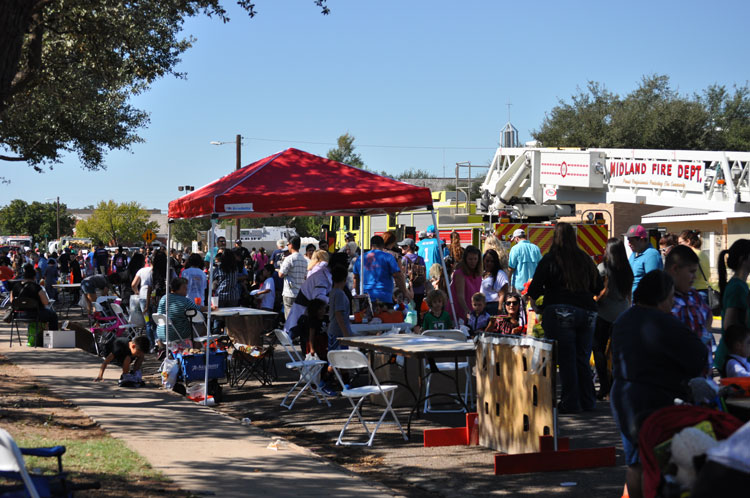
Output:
[
  {"xmin": 224, "ymin": 203, "xmax": 254, "ymax": 212},
  {"xmin": 607, "ymin": 159, "xmax": 705, "ymax": 192}
]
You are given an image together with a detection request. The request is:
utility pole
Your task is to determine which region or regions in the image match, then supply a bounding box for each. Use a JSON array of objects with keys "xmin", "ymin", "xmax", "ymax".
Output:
[
  {"xmin": 56, "ymin": 196, "xmax": 60, "ymax": 240},
  {"xmin": 235, "ymin": 134, "xmax": 242, "ymax": 241}
]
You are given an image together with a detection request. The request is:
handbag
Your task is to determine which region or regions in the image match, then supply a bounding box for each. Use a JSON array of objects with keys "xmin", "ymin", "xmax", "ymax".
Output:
[{"xmin": 697, "ymin": 264, "xmax": 721, "ymax": 316}]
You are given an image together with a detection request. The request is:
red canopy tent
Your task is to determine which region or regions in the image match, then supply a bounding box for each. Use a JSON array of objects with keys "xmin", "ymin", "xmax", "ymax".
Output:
[
  {"xmin": 164, "ymin": 148, "xmax": 455, "ymax": 403},
  {"xmin": 168, "ymin": 148, "xmax": 433, "ymax": 219}
]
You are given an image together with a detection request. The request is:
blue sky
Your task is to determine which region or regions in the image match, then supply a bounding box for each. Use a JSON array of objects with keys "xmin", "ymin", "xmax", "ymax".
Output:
[{"xmin": 4, "ymin": 0, "xmax": 749, "ymax": 210}]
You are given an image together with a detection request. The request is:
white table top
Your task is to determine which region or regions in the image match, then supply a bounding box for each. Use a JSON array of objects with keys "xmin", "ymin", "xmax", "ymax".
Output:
[
  {"xmin": 339, "ymin": 333, "xmax": 475, "ymax": 357},
  {"xmin": 210, "ymin": 307, "xmax": 277, "ymax": 317},
  {"xmin": 350, "ymin": 322, "xmax": 412, "ymax": 335},
  {"xmin": 53, "ymin": 283, "xmax": 81, "ymax": 288}
]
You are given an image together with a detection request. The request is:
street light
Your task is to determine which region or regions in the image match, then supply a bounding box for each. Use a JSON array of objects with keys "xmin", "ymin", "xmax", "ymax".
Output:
[
  {"xmin": 45, "ymin": 196, "xmax": 60, "ymax": 240},
  {"xmin": 211, "ymin": 134, "xmax": 243, "ymax": 240},
  {"xmin": 178, "ymin": 185, "xmax": 195, "ymax": 192}
]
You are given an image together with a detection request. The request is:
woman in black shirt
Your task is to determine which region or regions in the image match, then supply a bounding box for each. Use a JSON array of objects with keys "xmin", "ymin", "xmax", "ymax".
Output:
[
  {"xmin": 10, "ymin": 264, "xmax": 59, "ymax": 330},
  {"xmin": 527, "ymin": 223, "xmax": 603, "ymax": 414}
]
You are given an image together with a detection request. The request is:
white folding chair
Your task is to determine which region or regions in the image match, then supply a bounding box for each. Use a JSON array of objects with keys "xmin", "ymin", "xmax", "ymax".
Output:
[
  {"xmin": 421, "ymin": 329, "xmax": 473, "ymax": 413},
  {"xmin": 109, "ymin": 302, "xmax": 141, "ymax": 340},
  {"xmin": 273, "ymin": 329, "xmax": 330, "ymax": 410},
  {"xmin": 328, "ymin": 349, "xmax": 408, "ymax": 446}
]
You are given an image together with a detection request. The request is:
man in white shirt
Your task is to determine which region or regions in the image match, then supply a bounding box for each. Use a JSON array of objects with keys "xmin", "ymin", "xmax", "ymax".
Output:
[{"xmin": 278, "ymin": 236, "xmax": 308, "ymax": 318}]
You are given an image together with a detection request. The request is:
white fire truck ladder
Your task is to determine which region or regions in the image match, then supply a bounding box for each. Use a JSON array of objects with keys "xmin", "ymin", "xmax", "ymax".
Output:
[{"xmin": 481, "ymin": 147, "xmax": 750, "ymax": 214}]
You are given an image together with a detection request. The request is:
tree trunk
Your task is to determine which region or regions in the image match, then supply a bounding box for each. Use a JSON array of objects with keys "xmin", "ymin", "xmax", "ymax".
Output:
[{"xmin": 0, "ymin": 0, "xmax": 36, "ymax": 116}]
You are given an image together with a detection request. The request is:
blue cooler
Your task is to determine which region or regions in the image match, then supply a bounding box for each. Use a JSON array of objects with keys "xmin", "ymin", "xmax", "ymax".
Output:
[{"xmin": 178, "ymin": 350, "xmax": 228, "ymax": 382}]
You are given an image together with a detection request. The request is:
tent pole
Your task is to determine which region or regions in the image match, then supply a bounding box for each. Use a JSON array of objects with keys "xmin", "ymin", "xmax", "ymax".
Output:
[
  {"xmin": 204, "ymin": 216, "xmax": 218, "ymax": 405},
  {"xmin": 430, "ymin": 209, "xmax": 458, "ymax": 325},
  {"xmin": 165, "ymin": 220, "xmax": 172, "ymax": 348},
  {"xmin": 359, "ymin": 213, "xmax": 364, "ymax": 296}
]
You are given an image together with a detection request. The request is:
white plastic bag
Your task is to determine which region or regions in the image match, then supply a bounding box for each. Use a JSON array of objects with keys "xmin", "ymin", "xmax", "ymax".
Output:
[
  {"xmin": 128, "ymin": 297, "xmax": 146, "ymax": 327},
  {"xmin": 301, "ymin": 352, "xmax": 321, "ymax": 386},
  {"xmin": 159, "ymin": 357, "xmax": 179, "ymax": 390}
]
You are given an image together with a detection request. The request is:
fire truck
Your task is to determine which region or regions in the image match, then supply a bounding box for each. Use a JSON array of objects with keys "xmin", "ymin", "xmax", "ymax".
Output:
[{"xmin": 324, "ymin": 146, "xmax": 750, "ymax": 259}]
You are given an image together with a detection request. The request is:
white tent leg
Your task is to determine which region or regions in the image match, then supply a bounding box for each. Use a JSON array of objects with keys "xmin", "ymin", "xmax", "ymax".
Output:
[
  {"xmin": 165, "ymin": 221, "xmax": 171, "ymax": 346},
  {"xmin": 430, "ymin": 210, "xmax": 458, "ymax": 325},
  {"xmin": 204, "ymin": 216, "xmax": 217, "ymax": 405},
  {"xmin": 359, "ymin": 214, "xmax": 364, "ymax": 295}
]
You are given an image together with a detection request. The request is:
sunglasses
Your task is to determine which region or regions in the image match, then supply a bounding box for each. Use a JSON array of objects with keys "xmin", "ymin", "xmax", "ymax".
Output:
[{"xmin": 505, "ymin": 301, "xmax": 519, "ymax": 306}]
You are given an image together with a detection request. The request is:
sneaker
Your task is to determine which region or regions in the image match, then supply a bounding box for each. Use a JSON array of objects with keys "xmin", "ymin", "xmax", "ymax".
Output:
[{"xmin": 319, "ymin": 385, "xmax": 338, "ymax": 397}]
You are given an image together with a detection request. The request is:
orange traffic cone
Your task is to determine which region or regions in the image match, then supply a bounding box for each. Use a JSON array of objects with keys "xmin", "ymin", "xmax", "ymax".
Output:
[{"xmin": 621, "ymin": 484, "xmax": 629, "ymax": 498}]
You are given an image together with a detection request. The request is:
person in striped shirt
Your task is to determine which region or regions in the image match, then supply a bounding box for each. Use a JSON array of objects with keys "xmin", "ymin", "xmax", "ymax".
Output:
[{"xmin": 156, "ymin": 277, "xmax": 208, "ymax": 343}]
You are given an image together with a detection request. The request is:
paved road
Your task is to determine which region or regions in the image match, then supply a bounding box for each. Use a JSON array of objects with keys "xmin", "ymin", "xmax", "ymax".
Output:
[{"xmin": 0, "ymin": 325, "xmax": 395, "ymax": 497}]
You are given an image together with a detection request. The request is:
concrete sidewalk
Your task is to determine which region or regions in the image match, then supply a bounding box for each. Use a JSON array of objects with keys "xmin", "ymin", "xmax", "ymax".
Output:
[{"xmin": 0, "ymin": 326, "xmax": 395, "ymax": 497}]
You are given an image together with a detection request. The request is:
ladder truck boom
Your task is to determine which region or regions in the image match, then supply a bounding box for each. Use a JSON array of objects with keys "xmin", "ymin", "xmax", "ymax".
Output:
[{"xmin": 481, "ymin": 147, "xmax": 750, "ymax": 215}]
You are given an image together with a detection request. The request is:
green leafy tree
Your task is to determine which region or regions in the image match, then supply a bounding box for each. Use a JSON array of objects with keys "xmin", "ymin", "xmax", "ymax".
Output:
[
  {"xmin": 75, "ymin": 201, "xmax": 158, "ymax": 246},
  {"xmin": 397, "ymin": 168, "xmax": 432, "ymax": 179},
  {"xmin": 0, "ymin": 199, "xmax": 75, "ymax": 242},
  {"xmin": 533, "ymin": 75, "xmax": 750, "ymax": 151},
  {"xmin": 172, "ymin": 218, "xmax": 212, "ymax": 247},
  {"xmin": 0, "ymin": 0, "xmax": 329, "ymax": 171},
  {"xmin": 327, "ymin": 133, "xmax": 365, "ymax": 169}
]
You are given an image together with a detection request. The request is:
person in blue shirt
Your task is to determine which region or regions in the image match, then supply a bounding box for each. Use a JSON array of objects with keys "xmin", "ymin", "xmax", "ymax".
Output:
[
  {"xmin": 626, "ymin": 225, "xmax": 663, "ymax": 295},
  {"xmin": 417, "ymin": 225, "xmax": 444, "ymax": 272},
  {"xmin": 507, "ymin": 228, "xmax": 542, "ymax": 292},
  {"xmin": 354, "ymin": 235, "xmax": 412, "ymax": 306}
]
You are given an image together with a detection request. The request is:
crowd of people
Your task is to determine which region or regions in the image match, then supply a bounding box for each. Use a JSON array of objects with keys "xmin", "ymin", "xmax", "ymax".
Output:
[{"xmin": 2, "ymin": 223, "xmax": 750, "ymax": 496}]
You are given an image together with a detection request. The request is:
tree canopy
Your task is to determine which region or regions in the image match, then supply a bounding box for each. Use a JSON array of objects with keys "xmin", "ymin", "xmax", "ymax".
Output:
[
  {"xmin": 327, "ymin": 132, "xmax": 365, "ymax": 169},
  {"xmin": 0, "ymin": 199, "xmax": 76, "ymax": 242},
  {"xmin": 532, "ymin": 75, "xmax": 750, "ymax": 151},
  {"xmin": 75, "ymin": 201, "xmax": 159, "ymax": 246},
  {"xmin": 0, "ymin": 0, "xmax": 329, "ymax": 172}
]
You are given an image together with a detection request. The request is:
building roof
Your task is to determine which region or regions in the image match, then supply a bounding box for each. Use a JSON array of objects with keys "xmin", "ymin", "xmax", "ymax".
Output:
[{"xmin": 641, "ymin": 206, "xmax": 750, "ymax": 224}]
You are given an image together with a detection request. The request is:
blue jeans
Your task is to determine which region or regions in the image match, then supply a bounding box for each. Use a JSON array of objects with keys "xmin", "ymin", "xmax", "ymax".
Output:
[{"xmin": 542, "ymin": 304, "xmax": 597, "ymax": 412}]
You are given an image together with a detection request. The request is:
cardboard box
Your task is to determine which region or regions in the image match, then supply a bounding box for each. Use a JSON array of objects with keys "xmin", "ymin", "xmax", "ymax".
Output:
[{"xmin": 43, "ymin": 330, "xmax": 77, "ymax": 348}]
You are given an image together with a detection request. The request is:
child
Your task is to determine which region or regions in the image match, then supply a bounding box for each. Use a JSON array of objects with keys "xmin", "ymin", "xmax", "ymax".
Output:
[
  {"xmin": 94, "ymin": 335, "xmax": 150, "ymax": 386},
  {"xmin": 486, "ymin": 292, "xmax": 526, "ymax": 335},
  {"xmin": 325, "ymin": 266, "xmax": 352, "ymax": 394},
  {"xmin": 725, "ymin": 324, "xmax": 750, "ymax": 377},
  {"xmin": 304, "ymin": 298, "xmax": 329, "ymax": 358},
  {"xmin": 421, "ymin": 289, "xmax": 454, "ymax": 331},
  {"xmin": 467, "ymin": 292, "xmax": 490, "ymax": 335},
  {"xmin": 327, "ymin": 265, "xmax": 353, "ymax": 352},
  {"xmin": 251, "ymin": 264, "xmax": 276, "ymax": 312}
]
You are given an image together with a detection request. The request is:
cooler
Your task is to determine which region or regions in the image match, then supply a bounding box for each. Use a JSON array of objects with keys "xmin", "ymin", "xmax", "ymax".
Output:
[{"xmin": 178, "ymin": 351, "xmax": 228, "ymax": 382}]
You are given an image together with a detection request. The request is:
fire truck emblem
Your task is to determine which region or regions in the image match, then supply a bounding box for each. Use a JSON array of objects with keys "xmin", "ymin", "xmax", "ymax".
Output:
[{"xmin": 560, "ymin": 161, "xmax": 568, "ymax": 178}]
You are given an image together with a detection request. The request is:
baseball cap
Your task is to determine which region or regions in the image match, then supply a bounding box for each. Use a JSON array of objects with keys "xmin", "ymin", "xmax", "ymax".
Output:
[
  {"xmin": 235, "ymin": 239, "xmax": 242, "ymax": 244},
  {"xmin": 512, "ymin": 228, "xmax": 525, "ymax": 239},
  {"xmin": 426, "ymin": 224, "xmax": 436, "ymax": 235},
  {"xmin": 625, "ymin": 225, "xmax": 648, "ymax": 239},
  {"xmin": 398, "ymin": 238, "xmax": 414, "ymax": 247}
]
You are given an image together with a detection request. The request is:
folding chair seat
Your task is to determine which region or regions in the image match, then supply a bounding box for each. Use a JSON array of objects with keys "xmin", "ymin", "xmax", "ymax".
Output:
[
  {"xmin": 421, "ymin": 329, "xmax": 473, "ymax": 413},
  {"xmin": 9, "ymin": 297, "xmax": 42, "ymax": 347},
  {"xmin": 273, "ymin": 329, "xmax": 330, "ymax": 410},
  {"xmin": 328, "ymin": 349, "xmax": 408, "ymax": 446}
]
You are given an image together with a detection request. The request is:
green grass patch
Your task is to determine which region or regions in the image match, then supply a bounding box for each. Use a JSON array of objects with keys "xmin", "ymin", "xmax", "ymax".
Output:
[{"xmin": 17, "ymin": 435, "xmax": 168, "ymax": 482}]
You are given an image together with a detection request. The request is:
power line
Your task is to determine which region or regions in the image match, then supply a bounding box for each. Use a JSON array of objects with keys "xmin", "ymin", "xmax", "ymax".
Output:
[{"xmin": 240, "ymin": 136, "xmax": 497, "ymax": 151}]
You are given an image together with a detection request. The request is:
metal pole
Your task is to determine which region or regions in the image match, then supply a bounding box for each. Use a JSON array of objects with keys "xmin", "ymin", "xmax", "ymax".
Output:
[
  {"xmin": 430, "ymin": 210, "xmax": 458, "ymax": 325},
  {"xmin": 204, "ymin": 215, "xmax": 217, "ymax": 405},
  {"xmin": 165, "ymin": 221, "xmax": 172, "ymax": 347},
  {"xmin": 359, "ymin": 212, "xmax": 365, "ymax": 295},
  {"xmin": 235, "ymin": 134, "xmax": 241, "ymax": 241},
  {"xmin": 56, "ymin": 197, "xmax": 60, "ymax": 240}
]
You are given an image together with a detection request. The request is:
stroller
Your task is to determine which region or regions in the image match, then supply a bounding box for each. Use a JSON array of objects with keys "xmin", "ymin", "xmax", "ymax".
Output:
[
  {"xmin": 638, "ymin": 404, "xmax": 744, "ymax": 498},
  {"xmin": 87, "ymin": 297, "xmax": 135, "ymax": 356}
]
